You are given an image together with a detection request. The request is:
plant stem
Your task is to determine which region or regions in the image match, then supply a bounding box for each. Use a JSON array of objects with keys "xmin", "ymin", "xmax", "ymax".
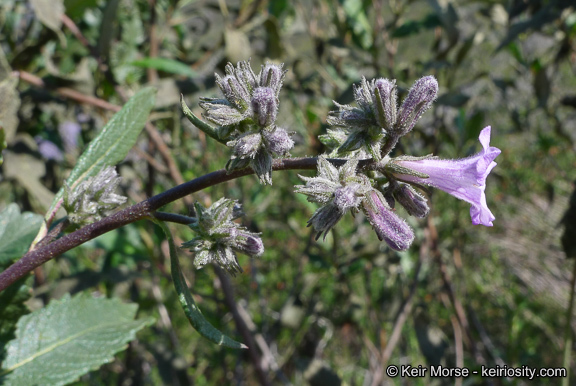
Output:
[{"xmin": 0, "ymin": 157, "xmax": 367, "ymax": 293}]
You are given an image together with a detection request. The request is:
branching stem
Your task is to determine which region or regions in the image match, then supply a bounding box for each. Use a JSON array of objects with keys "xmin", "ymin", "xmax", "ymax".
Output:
[{"xmin": 0, "ymin": 157, "xmax": 371, "ymax": 293}]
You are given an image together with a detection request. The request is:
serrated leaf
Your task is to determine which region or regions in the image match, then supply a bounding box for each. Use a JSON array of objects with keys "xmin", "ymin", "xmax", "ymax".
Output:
[
  {"xmin": 45, "ymin": 87, "xmax": 156, "ymax": 219},
  {"xmin": 155, "ymin": 220, "xmax": 247, "ymax": 349},
  {"xmin": 0, "ymin": 204, "xmax": 43, "ymax": 264},
  {"xmin": 130, "ymin": 58, "xmax": 198, "ymax": 78},
  {"xmin": 0, "ymin": 293, "xmax": 154, "ymax": 386}
]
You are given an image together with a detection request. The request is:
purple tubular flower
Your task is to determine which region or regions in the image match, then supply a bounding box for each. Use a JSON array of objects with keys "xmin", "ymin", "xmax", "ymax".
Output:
[
  {"xmin": 395, "ymin": 76, "xmax": 438, "ymax": 135},
  {"xmin": 393, "ymin": 126, "xmax": 501, "ymax": 226},
  {"xmin": 251, "ymin": 87, "xmax": 278, "ymax": 127},
  {"xmin": 362, "ymin": 191, "xmax": 414, "ymax": 251}
]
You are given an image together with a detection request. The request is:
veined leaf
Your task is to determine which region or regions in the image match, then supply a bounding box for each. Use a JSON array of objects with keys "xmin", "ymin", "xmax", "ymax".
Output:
[
  {"xmin": 131, "ymin": 58, "xmax": 198, "ymax": 78},
  {"xmin": 0, "ymin": 293, "xmax": 154, "ymax": 386},
  {"xmin": 155, "ymin": 220, "xmax": 247, "ymax": 349},
  {"xmin": 45, "ymin": 87, "xmax": 156, "ymax": 220},
  {"xmin": 0, "ymin": 204, "xmax": 43, "ymax": 264}
]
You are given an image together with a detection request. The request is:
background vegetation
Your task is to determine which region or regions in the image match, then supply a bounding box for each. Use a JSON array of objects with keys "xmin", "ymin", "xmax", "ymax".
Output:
[{"xmin": 1, "ymin": 0, "xmax": 576, "ymax": 384}]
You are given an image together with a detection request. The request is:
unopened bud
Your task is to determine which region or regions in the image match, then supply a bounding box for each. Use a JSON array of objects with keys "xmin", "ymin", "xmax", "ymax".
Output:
[
  {"xmin": 308, "ymin": 202, "xmax": 344, "ymax": 240},
  {"xmin": 251, "ymin": 87, "xmax": 278, "ymax": 127},
  {"xmin": 230, "ymin": 132, "xmax": 262, "ymax": 158},
  {"xmin": 259, "ymin": 63, "xmax": 284, "ymax": 95},
  {"xmin": 217, "ymin": 74, "xmax": 250, "ymax": 111},
  {"xmin": 395, "ymin": 76, "xmax": 438, "ymax": 136},
  {"xmin": 333, "ymin": 184, "xmax": 363, "ymax": 211},
  {"xmin": 234, "ymin": 231, "xmax": 265, "ymax": 257},
  {"xmin": 362, "ymin": 191, "xmax": 414, "ymax": 251},
  {"xmin": 263, "ymin": 127, "xmax": 294, "ymax": 156},
  {"xmin": 373, "ymin": 78, "xmax": 397, "ymax": 130},
  {"xmin": 394, "ymin": 184, "xmax": 429, "ymax": 218}
]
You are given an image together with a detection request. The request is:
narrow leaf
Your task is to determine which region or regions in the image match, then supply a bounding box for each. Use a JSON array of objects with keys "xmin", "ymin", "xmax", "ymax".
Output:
[
  {"xmin": 0, "ymin": 293, "xmax": 154, "ymax": 386},
  {"xmin": 131, "ymin": 58, "xmax": 198, "ymax": 78},
  {"xmin": 0, "ymin": 204, "xmax": 43, "ymax": 264},
  {"xmin": 155, "ymin": 220, "xmax": 247, "ymax": 349},
  {"xmin": 181, "ymin": 95, "xmax": 226, "ymax": 144}
]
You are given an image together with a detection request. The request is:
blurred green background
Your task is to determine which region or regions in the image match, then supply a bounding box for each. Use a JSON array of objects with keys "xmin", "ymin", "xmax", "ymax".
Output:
[{"xmin": 1, "ymin": 0, "xmax": 576, "ymax": 384}]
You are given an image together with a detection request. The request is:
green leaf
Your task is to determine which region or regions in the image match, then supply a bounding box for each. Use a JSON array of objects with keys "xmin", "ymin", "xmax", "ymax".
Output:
[
  {"xmin": 0, "ymin": 204, "xmax": 43, "ymax": 265},
  {"xmin": 155, "ymin": 220, "xmax": 247, "ymax": 349},
  {"xmin": 0, "ymin": 293, "xmax": 154, "ymax": 385},
  {"xmin": 131, "ymin": 58, "xmax": 198, "ymax": 78},
  {"xmin": 181, "ymin": 95, "xmax": 226, "ymax": 145},
  {"xmin": 45, "ymin": 87, "xmax": 156, "ymax": 219}
]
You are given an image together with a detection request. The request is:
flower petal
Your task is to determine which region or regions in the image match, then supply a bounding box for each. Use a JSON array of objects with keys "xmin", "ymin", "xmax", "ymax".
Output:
[{"xmin": 392, "ymin": 126, "xmax": 500, "ymax": 226}]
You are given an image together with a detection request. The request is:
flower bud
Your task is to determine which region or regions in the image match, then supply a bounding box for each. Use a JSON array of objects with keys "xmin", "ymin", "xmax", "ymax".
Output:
[
  {"xmin": 251, "ymin": 87, "xmax": 278, "ymax": 127},
  {"xmin": 216, "ymin": 74, "xmax": 250, "ymax": 111},
  {"xmin": 259, "ymin": 63, "xmax": 284, "ymax": 96},
  {"xmin": 263, "ymin": 127, "xmax": 294, "ymax": 156},
  {"xmin": 362, "ymin": 191, "xmax": 414, "ymax": 251},
  {"xmin": 183, "ymin": 197, "xmax": 264, "ymax": 275},
  {"xmin": 308, "ymin": 202, "xmax": 344, "ymax": 240},
  {"xmin": 395, "ymin": 76, "xmax": 438, "ymax": 136},
  {"xmin": 393, "ymin": 184, "xmax": 430, "ymax": 218},
  {"xmin": 251, "ymin": 150, "xmax": 273, "ymax": 185},
  {"xmin": 373, "ymin": 78, "xmax": 397, "ymax": 130},
  {"xmin": 333, "ymin": 184, "xmax": 363, "ymax": 211},
  {"xmin": 63, "ymin": 166, "xmax": 127, "ymax": 226},
  {"xmin": 233, "ymin": 60, "xmax": 258, "ymax": 93},
  {"xmin": 233, "ymin": 231, "xmax": 265, "ymax": 257},
  {"xmin": 230, "ymin": 132, "xmax": 262, "ymax": 158}
]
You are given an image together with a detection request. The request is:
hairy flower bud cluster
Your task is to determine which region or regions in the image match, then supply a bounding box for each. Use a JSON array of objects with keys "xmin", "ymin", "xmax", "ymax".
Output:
[
  {"xmin": 63, "ymin": 166, "xmax": 127, "ymax": 226},
  {"xmin": 199, "ymin": 60, "xmax": 294, "ymax": 185},
  {"xmin": 295, "ymin": 156, "xmax": 372, "ymax": 240},
  {"xmin": 182, "ymin": 198, "xmax": 264, "ymax": 275},
  {"xmin": 322, "ymin": 76, "xmax": 438, "ymax": 160}
]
